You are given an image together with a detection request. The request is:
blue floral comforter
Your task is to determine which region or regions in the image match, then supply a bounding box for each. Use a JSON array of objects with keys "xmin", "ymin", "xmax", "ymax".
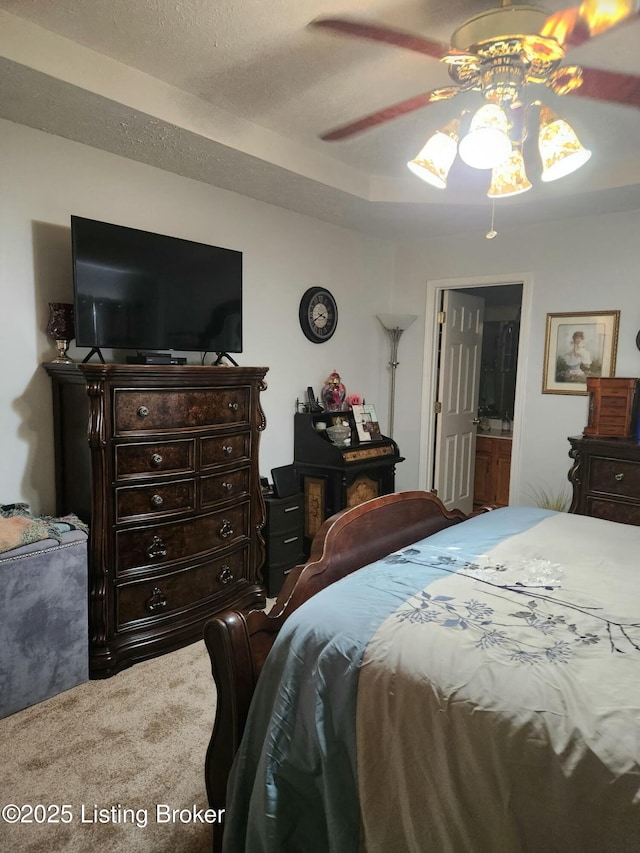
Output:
[{"xmin": 223, "ymin": 507, "xmax": 640, "ymax": 853}]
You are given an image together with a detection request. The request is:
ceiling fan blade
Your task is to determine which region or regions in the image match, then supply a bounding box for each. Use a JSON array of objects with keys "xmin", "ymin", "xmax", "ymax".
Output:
[
  {"xmin": 310, "ymin": 18, "xmax": 451, "ymax": 60},
  {"xmin": 568, "ymin": 66, "xmax": 640, "ymax": 108},
  {"xmin": 320, "ymin": 88, "xmax": 459, "ymax": 141},
  {"xmin": 541, "ymin": 2, "xmax": 639, "ymax": 49}
]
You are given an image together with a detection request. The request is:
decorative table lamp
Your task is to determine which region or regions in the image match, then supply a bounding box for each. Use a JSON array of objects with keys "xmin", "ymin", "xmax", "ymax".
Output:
[{"xmin": 46, "ymin": 302, "xmax": 75, "ymax": 363}]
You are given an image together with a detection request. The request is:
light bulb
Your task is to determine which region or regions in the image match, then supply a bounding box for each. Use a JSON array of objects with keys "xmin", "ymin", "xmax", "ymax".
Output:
[{"xmin": 458, "ymin": 104, "xmax": 512, "ymax": 170}]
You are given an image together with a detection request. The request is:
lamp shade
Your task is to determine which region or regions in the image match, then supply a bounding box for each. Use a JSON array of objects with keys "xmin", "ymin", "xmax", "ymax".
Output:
[
  {"xmin": 377, "ymin": 314, "xmax": 418, "ymax": 331},
  {"xmin": 579, "ymin": 0, "xmax": 634, "ymax": 36},
  {"xmin": 458, "ymin": 104, "xmax": 512, "ymax": 170},
  {"xmin": 538, "ymin": 107, "xmax": 591, "ymax": 182},
  {"xmin": 407, "ymin": 119, "xmax": 460, "ymax": 189},
  {"xmin": 487, "ymin": 147, "xmax": 532, "ymax": 198}
]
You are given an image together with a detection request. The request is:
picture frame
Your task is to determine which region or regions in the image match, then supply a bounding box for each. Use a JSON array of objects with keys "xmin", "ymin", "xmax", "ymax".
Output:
[
  {"xmin": 542, "ymin": 310, "xmax": 620, "ymax": 395},
  {"xmin": 352, "ymin": 403, "xmax": 382, "ymax": 441}
]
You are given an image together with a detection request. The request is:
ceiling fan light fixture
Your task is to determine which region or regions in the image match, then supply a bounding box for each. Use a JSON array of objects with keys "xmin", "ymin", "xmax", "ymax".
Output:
[
  {"xmin": 458, "ymin": 104, "xmax": 512, "ymax": 170},
  {"xmin": 407, "ymin": 119, "xmax": 460, "ymax": 189},
  {"xmin": 450, "ymin": 5, "xmax": 549, "ymax": 51},
  {"xmin": 538, "ymin": 106, "xmax": 592, "ymax": 182},
  {"xmin": 487, "ymin": 147, "xmax": 532, "ymax": 198},
  {"xmin": 578, "ymin": 0, "xmax": 635, "ymax": 36}
]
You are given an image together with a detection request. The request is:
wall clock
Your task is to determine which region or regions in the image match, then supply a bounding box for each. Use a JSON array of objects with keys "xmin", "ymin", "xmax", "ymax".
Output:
[{"xmin": 299, "ymin": 287, "xmax": 338, "ymax": 343}]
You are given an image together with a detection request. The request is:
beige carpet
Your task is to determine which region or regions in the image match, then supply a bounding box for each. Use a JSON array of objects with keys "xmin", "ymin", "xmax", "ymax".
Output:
[{"xmin": 0, "ymin": 640, "xmax": 217, "ymax": 852}]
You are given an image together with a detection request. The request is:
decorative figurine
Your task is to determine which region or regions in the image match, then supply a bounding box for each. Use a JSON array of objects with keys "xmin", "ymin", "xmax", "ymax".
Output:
[{"xmin": 321, "ymin": 370, "xmax": 347, "ymax": 412}]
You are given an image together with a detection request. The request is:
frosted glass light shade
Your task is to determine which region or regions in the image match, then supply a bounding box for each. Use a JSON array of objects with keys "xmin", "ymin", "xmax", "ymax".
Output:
[
  {"xmin": 458, "ymin": 104, "xmax": 512, "ymax": 170},
  {"xmin": 487, "ymin": 148, "xmax": 532, "ymax": 198},
  {"xmin": 407, "ymin": 120, "xmax": 460, "ymax": 189},
  {"xmin": 579, "ymin": 0, "xmax": 634, "ymax": 36},
  {"xmin": 538, "ymin": 107, "xmax": 592, "ymax": 182},
  {"xmin": 377, "ymin": 314, "xmax": 417, "ymax": 331}
]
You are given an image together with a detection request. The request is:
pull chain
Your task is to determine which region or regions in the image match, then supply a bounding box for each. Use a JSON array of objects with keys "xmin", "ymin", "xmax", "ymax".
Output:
[{"xmin": 486, "ymin": 199, "xmax": 497, "ymax": 239}]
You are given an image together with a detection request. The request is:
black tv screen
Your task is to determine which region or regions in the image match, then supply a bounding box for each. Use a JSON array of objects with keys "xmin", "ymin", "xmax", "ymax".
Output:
[{"xmin": 71, "ymin": 216, "xmax": 242, "ymax": 353}]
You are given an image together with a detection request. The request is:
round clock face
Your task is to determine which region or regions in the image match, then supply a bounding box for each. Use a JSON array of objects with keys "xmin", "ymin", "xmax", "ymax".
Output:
[{"xmin": 299, "ymin": 287, "xmax": 338, "ymax": 343}]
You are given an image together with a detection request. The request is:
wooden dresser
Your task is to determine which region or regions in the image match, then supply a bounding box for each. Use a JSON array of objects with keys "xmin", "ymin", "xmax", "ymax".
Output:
[
  {"xmin": 568, "ymin": 435, "xmax": 640, "ymax": 526},
  {"xmin": 45, "ymin": 363, "xmax": 268, "ymax": 677}
]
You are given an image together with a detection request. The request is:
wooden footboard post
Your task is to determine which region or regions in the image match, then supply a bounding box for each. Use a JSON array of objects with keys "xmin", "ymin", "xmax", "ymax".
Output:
[{"xmin": 204, "ymin": 611, "xmax": 258, "ymax": 853}]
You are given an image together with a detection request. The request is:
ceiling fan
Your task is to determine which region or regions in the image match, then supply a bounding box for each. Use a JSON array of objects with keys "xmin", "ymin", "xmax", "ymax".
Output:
[{"xmin": 310, "ymin": 1, "xmax": 640, "ymax": 194}]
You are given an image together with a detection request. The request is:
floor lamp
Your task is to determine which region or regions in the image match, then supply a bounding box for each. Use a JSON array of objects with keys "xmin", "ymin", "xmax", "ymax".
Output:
[{"xmin": 377, "ymin": 314, "xmax": 417, "ymax": 439}]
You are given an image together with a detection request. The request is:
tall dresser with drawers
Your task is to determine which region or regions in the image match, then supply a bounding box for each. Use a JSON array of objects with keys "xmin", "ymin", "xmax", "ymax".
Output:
[{"xmin": 46, "ymin": 363, "xmax": 268, "ymax": 677}]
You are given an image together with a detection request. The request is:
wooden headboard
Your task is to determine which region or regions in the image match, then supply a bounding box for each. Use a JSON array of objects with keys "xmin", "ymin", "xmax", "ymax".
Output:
[{"xmin": 203, "ymin": 490, "xmax": 471, "ymax": 851}]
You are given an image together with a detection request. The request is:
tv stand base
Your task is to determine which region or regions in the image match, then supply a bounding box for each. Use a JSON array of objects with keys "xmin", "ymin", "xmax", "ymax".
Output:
[
  {"xmin": 82, "ymin": 348, "xmax": 105, "ymax": 364},
  {"xmin": 213, "ymin": 352, "xmax": 239, "ymax": 366}
]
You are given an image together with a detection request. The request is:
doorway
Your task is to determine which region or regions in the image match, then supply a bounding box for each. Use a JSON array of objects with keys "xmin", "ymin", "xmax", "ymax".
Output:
[{"xmin": 418, "ymin": 273, "xmax": 532, "ymax": 511}]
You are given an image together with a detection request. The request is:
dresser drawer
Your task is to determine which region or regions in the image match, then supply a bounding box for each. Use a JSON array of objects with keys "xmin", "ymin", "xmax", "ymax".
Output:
[
  {"xmin": 115, "ymin": 479, "xmax": 196, "ymax": 522},
  {"xmin": 588, "ymin": 457, "xmax": 640, "ymax": 497},
  {"xmin": 585, "ymin": 497, "xmax": 640, "ymax": 527},
  {"xmin": 201, "ymin": 432, "xmax": 250, "ymax": 468},
  {"xmin": 116, "ymin": 546, "xmax": 249, "ymax": 629},
  {"xmin": 115, "ymin": 503, "xmax": 249, "ymax": 574},
  {"xmin": 115, "ymin": 440, "xmax": 194, "ymax": 479},
  {"xmin": 267, "ymin": 497, "xmax": 304, "ymax": 535},
  {"xmin": 266, "ymin": 531, "xmax": 304, "ymax": 568},
  {"xmin": 201, "ymin": 467, "xmax": 250, "ymax": 506},
  {"xmin": 113, "ymin": 387, "xmax": 249, "ymax": 434}
]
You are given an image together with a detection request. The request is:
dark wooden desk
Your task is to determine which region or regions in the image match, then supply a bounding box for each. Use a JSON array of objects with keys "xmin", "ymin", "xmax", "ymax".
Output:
[{"xmin": 294, "ymin": 412, "xmax": 403, "ymax": 553}]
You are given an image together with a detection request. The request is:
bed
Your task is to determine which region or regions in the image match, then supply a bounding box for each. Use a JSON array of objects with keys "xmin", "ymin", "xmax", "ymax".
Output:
[{"xmin": 203, "ymin": 490, "xmax": 640, "ymax": 853}]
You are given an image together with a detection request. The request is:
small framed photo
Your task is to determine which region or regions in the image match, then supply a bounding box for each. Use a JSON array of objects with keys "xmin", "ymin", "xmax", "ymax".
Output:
[
  {"xmin": 352, "ymin": 404, "xmax": 382, "ymax": 441},
  {"xmin": 542, "ymin": 310, "xmax": 620, "ymax": 395}
]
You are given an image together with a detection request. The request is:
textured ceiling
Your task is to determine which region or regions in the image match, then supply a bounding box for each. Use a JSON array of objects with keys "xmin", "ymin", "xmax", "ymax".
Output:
[{"xmin": 1, "ymin": 0, "xmax": 639, "ymax": 239}]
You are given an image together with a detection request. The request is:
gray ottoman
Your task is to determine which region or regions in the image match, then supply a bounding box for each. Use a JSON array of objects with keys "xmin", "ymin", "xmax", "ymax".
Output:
[{"xmin": 0, "ymin": 531, "xmax": 89, "ymax": 718}]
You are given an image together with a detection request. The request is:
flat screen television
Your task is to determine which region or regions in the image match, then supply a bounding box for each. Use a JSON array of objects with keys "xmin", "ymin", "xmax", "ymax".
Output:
[{"xmin": 71, "ymin": 216, "xmax": 242, "ymax": 355}]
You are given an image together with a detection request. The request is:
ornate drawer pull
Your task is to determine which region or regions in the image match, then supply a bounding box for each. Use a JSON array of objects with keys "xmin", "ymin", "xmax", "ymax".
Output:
[
  {"xmin": 137, "ymin": 405, "xmax": 149, "ymax": 419},
  {"xmin": 222, "ymin": 481, "xmax": 233, "ymax": 491},
  {"xmin": 219, "ymin": 519, "xmax": 234, "ymax": 539},
  {"xmin": 614, "ymin": 473, "xmax": 624, "ymax": 481},
  {"xmin": 217, "ymin": 566, "xmax": 234, "ymax": 585},
  {"xmin": 228, "ymin": 402, "xmax": 239, "ymax": 410},
  {"xmin": 146, "ymin": 535, "xmax": 167, "ymax": 559},
  {"xmin": 222, "ymin": 445, "xmax": 233, "ymax": 455},
  {"xmin": 150, "ymin": 453, "xmax": 163, "ymax": 467},
  {"xmin": 151, "ymin": 494, "xmax": 164, "ymax": 507},
  {"xmin": 146, "ymin": 587, "xmax": 167, "ymax": 613}
]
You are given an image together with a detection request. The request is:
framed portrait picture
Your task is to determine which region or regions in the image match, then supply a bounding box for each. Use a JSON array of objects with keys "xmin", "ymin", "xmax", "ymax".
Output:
[{"xmin": 542, "ymin": 310, "xmax": 620, "ymax": 395}]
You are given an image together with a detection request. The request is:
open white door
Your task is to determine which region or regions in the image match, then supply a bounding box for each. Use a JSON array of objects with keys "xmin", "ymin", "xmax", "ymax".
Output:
[{"xmin": 433, "ymin": 290, "xmax": 484, "ymax": 514}]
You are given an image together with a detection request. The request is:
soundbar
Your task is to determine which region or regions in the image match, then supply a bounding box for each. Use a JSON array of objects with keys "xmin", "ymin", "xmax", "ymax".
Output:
[{"xmin": 126, "ymin": 352, "xmax": 187, "ymax": 365}]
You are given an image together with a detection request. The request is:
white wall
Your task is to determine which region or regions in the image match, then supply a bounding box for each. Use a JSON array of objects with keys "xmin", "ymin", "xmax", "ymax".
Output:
[
  {"xmin": 1, "ymin": 118, "xmax": 398, "ymax": 514},
  {"xmin": 4, "ymin": 117, "xmax": 639, "ymax": 516},
  {"xmin": 390, "ymin": 211, "xmax": 640, "ymax": 504}
]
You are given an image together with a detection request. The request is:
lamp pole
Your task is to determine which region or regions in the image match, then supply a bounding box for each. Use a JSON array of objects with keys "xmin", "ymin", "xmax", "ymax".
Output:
[{"xmin": 376, "ymin": 314, "xmax": 417, "ymax": 439}]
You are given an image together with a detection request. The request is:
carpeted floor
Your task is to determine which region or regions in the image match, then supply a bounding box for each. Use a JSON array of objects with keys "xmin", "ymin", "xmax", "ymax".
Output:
[{"xmin": 0, "ymin": 640, "xmax": 217, "ymax": 852}]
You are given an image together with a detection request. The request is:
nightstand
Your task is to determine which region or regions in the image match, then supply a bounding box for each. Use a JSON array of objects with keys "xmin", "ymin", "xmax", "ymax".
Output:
[{"xmin": 263, "ymin": 492, "xmax": 305, "ymax": 596}]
